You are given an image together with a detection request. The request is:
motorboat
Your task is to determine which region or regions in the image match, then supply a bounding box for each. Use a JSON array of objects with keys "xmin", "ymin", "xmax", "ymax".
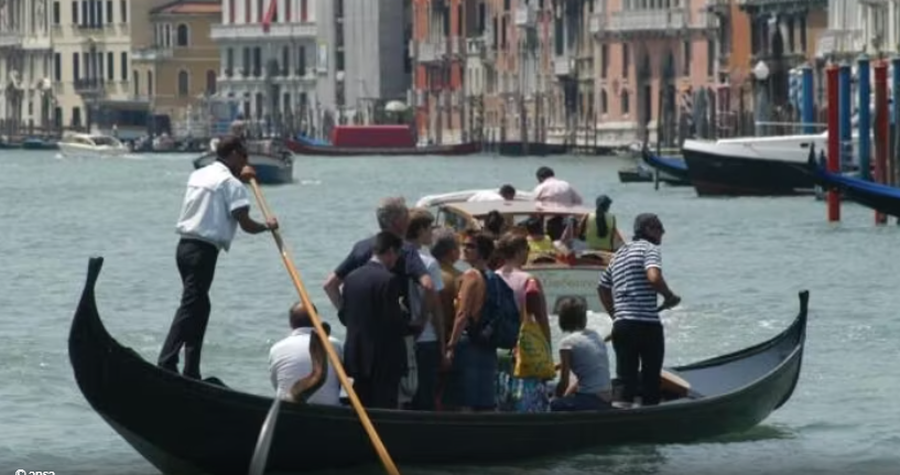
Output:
[{"xmin": 57, "ymin": 132, "xmax": 129, "ymax": 157}]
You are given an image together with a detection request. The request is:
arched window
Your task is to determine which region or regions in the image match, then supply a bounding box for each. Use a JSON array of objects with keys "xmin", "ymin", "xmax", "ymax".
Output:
[
  {"xmin": 206, "ymin": 70, "xmax": 217, "ymax": 95},
  {"xmin": 132, "ymin": 70, "xmax": 139, "ymax": 96},
  {"xmin": 147, "ymin": 71, "xmax": 154, "ymax": 96},
  {"xmin": 622, "ymin": 90, "xmax": 630, "ymax": 115},
  {"xmin": 176, "ymin": 24, "xmax": 190, "ymax": 47},
  {"xmin": 601, "ymin": 89, "xmax": 608, "ymax": 114},
  {"xmin": 177, "ymin": 70, "xmax": 189, "ymax": 96}
]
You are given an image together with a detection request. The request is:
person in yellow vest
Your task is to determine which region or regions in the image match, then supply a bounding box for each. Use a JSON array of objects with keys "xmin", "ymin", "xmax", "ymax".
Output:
[
  {"xmin": 582, "ymin": 195, "xmax": 624, "ymax": 252},
  {"xmin": 524, "ymin": 217, "xmax": 555, "ymax": 263}
]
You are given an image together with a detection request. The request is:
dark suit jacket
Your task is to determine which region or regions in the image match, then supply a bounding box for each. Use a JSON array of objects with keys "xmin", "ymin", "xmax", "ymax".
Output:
[{"xmin": 339, "ymin": 260, "xmax": 407, "ymax": 380}]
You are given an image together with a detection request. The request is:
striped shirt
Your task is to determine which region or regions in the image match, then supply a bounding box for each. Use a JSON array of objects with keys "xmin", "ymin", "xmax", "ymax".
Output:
[{"xmin": 598, "ymin": 240, "xmax": 662, "ymax": 323}]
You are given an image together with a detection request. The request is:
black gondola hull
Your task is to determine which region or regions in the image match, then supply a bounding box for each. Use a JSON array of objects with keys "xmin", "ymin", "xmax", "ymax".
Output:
[{"xmin": 70, "ymin": 258, "xmax": 808, "ymax": 475}]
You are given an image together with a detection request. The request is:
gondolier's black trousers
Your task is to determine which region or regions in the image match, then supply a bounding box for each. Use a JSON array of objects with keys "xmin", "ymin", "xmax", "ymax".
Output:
[
  {"xmin": 158, "ymin": 238, "xmax": 219, "ymax": 379},
  {"xmin": 612, "ymin": 319, "xmax": 664, "ymax": 406}
]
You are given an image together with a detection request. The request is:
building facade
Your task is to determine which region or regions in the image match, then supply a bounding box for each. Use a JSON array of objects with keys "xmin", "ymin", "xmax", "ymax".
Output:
[
  {"xmin": 591, "ymin": 0, "xmax": 718, "ymax": 147},
  {"xmin": 49, "ymin": 0, "xmax": 149, "ymax": 130},
  {"xmin": 0, "ymin": 0, "xmax": 54, "ymax": 130},
  {"xmin": 133, "ymin": 0, "xmax": 220, "ymax": 137}
]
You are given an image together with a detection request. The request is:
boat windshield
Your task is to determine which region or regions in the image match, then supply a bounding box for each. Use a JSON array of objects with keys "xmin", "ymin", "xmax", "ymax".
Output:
[{"xmin": 90, "ymin": 136, "xmax": 119, "ymax": 146}]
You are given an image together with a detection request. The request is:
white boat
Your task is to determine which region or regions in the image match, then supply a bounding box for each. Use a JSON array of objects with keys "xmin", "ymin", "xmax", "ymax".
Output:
[
  {"xmin": 419, "ymin": 197, "xmax": 611, "ymax": 313},
  {"xmin": 57, "ymin": 132, "xmax": 129, "ymax": 157},
  {"xmin": 415, "ymin": 189, "xmax": 535, "ymax": 208}
]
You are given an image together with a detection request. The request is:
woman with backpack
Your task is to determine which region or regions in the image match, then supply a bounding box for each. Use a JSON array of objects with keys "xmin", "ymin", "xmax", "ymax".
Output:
[
  {"xmin": 495, "ymin": 233, "xmax": 554, "ymax": 413},
  {"xmin": 445, "ymin": 230, "xmax": 500, "ymax": 412}
]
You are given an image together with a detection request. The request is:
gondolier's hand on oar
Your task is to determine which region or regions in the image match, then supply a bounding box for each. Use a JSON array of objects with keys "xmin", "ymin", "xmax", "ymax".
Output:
[{"xmin": 240, "ymin": 166, "xmax": 279, "ymax": 231}]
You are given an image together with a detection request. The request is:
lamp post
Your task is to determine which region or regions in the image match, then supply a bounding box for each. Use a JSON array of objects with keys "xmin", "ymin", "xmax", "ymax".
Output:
[{"xmin": 753, "ymin": 60, "xmax": 770, "ymax": 136}]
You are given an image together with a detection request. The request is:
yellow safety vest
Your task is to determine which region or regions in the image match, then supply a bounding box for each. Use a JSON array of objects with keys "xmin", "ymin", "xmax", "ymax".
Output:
[
  {"xmin": 527, "ymin": 236, "xmax": 555, "ymax": 255},
  {"xmin": 585, "ymin": 213, "xmax": 617, "ymax": 251}
]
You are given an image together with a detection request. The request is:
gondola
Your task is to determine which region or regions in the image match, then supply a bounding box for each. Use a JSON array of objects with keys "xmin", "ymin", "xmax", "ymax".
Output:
[
  {"xmin": 640, "ymin": 147, "xmax": 692, "ymax": 186},
  {"xmin": 807, "ymin": 156, "xmax": 900, "ymax": 216},
  {"xmin": 70, "ymin": 257, "xmax": 808, "ymax": 475}
]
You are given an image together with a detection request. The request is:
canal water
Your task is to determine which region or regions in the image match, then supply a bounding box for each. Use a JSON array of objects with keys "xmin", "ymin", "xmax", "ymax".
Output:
[{"xmin": 0, "ymin": 151, "xmax": 897, "ymax": 474}]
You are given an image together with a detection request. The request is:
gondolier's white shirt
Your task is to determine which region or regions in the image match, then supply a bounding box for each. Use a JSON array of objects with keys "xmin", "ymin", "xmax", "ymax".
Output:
[
  {"xmin": 175, "ymin": 161, "xmax": 250, "ymax": 251},
  {"xmin": 533, "ymin": 177, "xmax": 583, "ymax": 206}
]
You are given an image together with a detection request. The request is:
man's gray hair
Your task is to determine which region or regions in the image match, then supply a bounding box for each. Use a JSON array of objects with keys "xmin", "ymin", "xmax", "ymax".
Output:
[
  {"xmin": 376, "ymin": 197, "xmax": 408, "ymax": 230},
  {"xmin": 430, "ymin": 228, "xmax": 459, "ymax": 260}
]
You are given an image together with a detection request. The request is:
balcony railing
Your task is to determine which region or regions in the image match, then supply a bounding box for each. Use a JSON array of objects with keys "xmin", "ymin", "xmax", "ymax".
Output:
[
  {"xmin": 604, "ymin": 9, "xmax": 689, "ymax": 35},
  {"xmin": 0, "ymin": 31, "xmax": 22, "ymax": 48},
  {"xmin": 74, "ymin": 78, "xmax": 106, "ymax": 95},
  {"xmin": 132, "ymin": 46, "xmax": 173, "ymax": 61},
  {"xmin": 210, "ymin": 22, "xmax": 317, "ymax": 41},
  {"xmin": 415, "ymin": 40, "xmax": 446, "ymax": 63},
  {"xmin": 514, "ymin": 5, "xmax": 536, "ymax": 28},
  {"xmin": 554, "ymin": 56, "xmax": 573, "ymax": 76}
]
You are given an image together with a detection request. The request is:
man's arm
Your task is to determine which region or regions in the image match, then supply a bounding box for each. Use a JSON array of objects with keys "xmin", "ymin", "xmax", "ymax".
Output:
[
  {"xmin": 323, "ymin": 272, "xmax": 343, "ymax": 311},
  {"xmin": 231, "ymin": 206, "xmax": 274, "ymax": 234},
  {"xmin": 597, "ymin": 267, "xmax": 615, "ymax": 320}
]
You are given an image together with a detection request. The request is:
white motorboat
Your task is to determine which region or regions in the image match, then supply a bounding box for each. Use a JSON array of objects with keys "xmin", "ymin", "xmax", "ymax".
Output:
[{"xmin": 57, "ymin": 132, "xmax": 129, "ymax": 157}]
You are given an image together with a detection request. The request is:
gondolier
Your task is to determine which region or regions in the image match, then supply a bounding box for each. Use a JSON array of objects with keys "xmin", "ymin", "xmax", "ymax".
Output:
[
  {"xmin": 158, "ymin": 135, "xmax": 278, "ymax": 379},
  {"xmin": 597, "ymin": 213, "xmax": 680, "ymax": 407}
]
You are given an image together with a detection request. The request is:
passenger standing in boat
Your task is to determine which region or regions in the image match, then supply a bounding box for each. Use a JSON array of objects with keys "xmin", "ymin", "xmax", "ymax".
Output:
[
  {"xmin": 338, "ymin": 232, "xmax": 408, "ymax": 409},
  {"xmin": 322, "ymin": 197, "xmax": 434, "ymax": 319},
  {"xmin": 158, "ymin": 136, "xmax": 278, "ymax": 379},
  {"xmin": 598, "ymin": 213, "xmax": 680, "ymax": 407},
  {"xmin": 582, "ymin": 195, "xmax": 624, "ymax": 252},
  {"xmin": 430, "ymin": 229, "xmax": 462, "ymax": 410},
  {"xmin": 551, "ymin": 297, "xmax": 613, "ymax": 412},
  {"xmin": 533, "ymin": 167, "xmax": 583, "ymax": 206},
  {"xmin": 467, "ymin": 184, "xmax": 517, "ymax": 202},
  {"xmin": 495, "ymin": 233, "xmax": 552, "ymax": 413},
  {"xmin": 445, "ymin": 231, "xmax": 498, "ymax": 412},
  {"xmin": 269, "ymin": 302, "xmax": 343, "ymax": 405},
  {"xmin": 406, "ymin": 209, "xmax": 446, "ymax": 410}
]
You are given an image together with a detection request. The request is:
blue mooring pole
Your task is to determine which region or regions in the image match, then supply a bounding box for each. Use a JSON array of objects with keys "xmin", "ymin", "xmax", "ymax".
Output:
[
  {"xmin": 839, "ymin": 63, "xmax": 853, "ymax": 170},
  {"xmin": 858, "ymin": 54, "xmax": 871, "ymax": 180},
  {"xmin": 801, "ymin": 64, "xmax": 815, "ymax": 135}
]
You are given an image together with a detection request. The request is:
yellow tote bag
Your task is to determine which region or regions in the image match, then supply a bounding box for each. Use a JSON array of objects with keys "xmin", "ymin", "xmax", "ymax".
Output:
[{"xmin": 513, "ymin": 285, "xmax": 556, "ymax": 380}]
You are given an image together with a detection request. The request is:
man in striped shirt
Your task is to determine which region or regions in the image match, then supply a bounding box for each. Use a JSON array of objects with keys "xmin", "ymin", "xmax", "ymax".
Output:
[{"xmin": 598, "ymin": 213, "xmax": 680, "ymax": 407}]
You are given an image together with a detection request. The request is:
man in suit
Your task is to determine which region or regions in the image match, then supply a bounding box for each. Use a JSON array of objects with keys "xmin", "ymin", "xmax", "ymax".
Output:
[{"xmin": 339, "ymin": 231, "xmax": 408, "ymax": 409}]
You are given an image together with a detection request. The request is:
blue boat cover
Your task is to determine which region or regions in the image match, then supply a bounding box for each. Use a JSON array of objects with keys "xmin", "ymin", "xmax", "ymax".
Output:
[
  {"xmin": 815, "ymin": 167, "xmax": 900, "ymax": 199},
  {"xmin": 646, "ymin": 153, "xmax": 688, "ymax": 171}
]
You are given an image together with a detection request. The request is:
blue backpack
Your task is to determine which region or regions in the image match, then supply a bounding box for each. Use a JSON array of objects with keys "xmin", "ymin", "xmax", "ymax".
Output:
[{"xmin": 469, "ymin": 270, "xmax": 520, "ymax": 350}]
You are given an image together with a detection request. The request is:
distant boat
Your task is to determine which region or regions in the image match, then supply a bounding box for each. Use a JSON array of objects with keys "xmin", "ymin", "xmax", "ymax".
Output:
[
  {"xmin": 194, "ymin": 140, "xmax": 293, "ymax": 185},
  {"xmin": 21, "ymin": 137, "xmax": 60, "ymax": 151},
  {"xmin": 286, "ymin": 125, "xmax": 480, "ymax": 157},
  {"xmin": 639, "ymin": 149, "xmax": 691, "ymax": 186},
  {"xmin": 57, "ymin": 132, "xmax": 129, "ymax": 157}
]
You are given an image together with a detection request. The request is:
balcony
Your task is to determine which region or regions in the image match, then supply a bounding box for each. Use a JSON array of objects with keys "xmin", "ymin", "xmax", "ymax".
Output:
[
  {"xmin": 589, "ymin": 15, "xmax": 602, "ymax": 36},
  {"xmin": 210, "ymin": 22, "xmax": 317, "ymax": 41},
  {"xmin": 132, "ymin": 46, "xmax": 173, "ymax": 62},
  {"xmin": 0, "ymin": 31, "xmax": 22, "ymax": 48},
  {"xmin": 554, "ymin": 56, "xmax": 573, "ymax": 77},
  {"xmin": 415, "ymin": 40, "xmax": 446, "ymax": 63},
  {"xmin": 602, "ymin": 9, "xmax": 689, "ymax": 38},
  {"xmin": 74, "ymin": 78, "xmax": 106, "ymax": 97},
  {"xmin": 514, "ymin": 5, "xmax": 536, "ymax": 28},
  {"xmin": 467, "ymin": 38, "xmax": 485, "ymax": 58}
]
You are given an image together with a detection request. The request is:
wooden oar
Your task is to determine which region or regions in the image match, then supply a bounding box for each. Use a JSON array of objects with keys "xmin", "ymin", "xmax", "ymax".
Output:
[{"xmin": 246, "ymin": 178, "xmax": 400, "ymax": 475}]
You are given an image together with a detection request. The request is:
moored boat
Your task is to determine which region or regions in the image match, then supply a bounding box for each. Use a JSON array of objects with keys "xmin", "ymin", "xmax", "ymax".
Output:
[
  {"xmin": 641, "ymin": 148, "xmax": 691, "ymax": 186},
  {"xmin": 681, "ymin": 136, "xmax": 819, "ymax": 196},
  {"xmin": 807, "ymin": 157, "xmax": 900, "ymax": 216},
  {"xmin": 618, "ymin": 165, "xmax": 654, "ymax": 183},
  {"xmin": 286, "ymin": 138, "xmax": 481, "ymax": 157},
  {"xmin": 21, "ymin": 137, "xmax": 60, "ymax": 151},
  {"xmin": 194, "ymin": 140, "xmax": 293, "ymax": 185},
  {"xmin": 70, "ymin": 256, "xmax": 809, "ymax": 475}
]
